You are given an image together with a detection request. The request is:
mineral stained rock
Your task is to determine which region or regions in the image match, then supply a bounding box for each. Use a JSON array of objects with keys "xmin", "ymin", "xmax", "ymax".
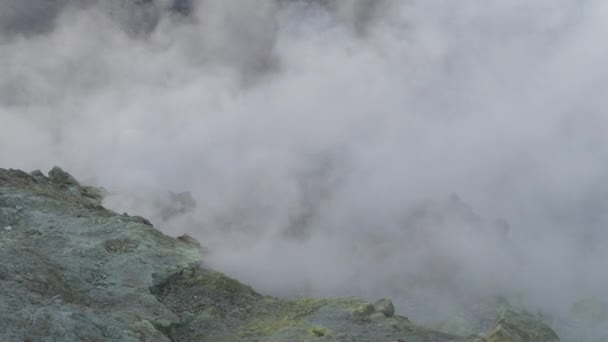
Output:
[{"xmin": 0, "ymin": 167, "xmax": 560, "ymax": 342}]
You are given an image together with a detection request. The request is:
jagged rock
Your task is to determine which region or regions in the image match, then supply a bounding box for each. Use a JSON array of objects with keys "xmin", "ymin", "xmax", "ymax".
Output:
[
  {"xmin": 0, "ymin": 167, "xmax": 561, "ymax": 342},
  {"xmin": 485, "ymin": 310, "xmax": 560, "ymax": 342},
  {"xmin": 30, "ymin": 170, "xmax": 50, "ymax": 183},
  {"xmin": 48, "ymin": 166, "xmax": 80, "ymax": 186}
]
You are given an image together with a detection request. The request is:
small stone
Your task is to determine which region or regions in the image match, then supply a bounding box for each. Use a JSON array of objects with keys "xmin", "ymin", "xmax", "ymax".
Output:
[
  {"xmin": 374, "ymin": 299, "xmax": 395, "ymax": 318},
  {"xmin": 3, "ymin": 226, "xmax": 12, "ymax": 231}
]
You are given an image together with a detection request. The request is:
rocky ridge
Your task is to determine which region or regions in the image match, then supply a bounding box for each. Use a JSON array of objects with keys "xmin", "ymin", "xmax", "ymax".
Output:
[{"xmin": 0, "ymin": 167, "xmax": 560, "ymax": 341}]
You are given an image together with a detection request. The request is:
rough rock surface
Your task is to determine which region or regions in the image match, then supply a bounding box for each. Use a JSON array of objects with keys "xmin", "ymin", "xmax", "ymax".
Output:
[
  {"xmin": 485, "ymin": 310, "xmax": 560, "ymax": 342},
  {"xmin": 0, "ymin": 167, "xmax": 560, "ymax": 342}
]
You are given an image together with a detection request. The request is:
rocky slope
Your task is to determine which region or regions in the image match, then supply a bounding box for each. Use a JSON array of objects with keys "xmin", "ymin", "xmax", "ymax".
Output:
[{"xmin": 0, "ymin": 167, "xmax": 560, "ymax": 341}]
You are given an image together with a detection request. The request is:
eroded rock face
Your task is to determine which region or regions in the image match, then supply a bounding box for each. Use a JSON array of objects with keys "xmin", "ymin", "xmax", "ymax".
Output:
[{"xmin": 0, "ymin": 167, "xmax": 560, "ymax": 341}]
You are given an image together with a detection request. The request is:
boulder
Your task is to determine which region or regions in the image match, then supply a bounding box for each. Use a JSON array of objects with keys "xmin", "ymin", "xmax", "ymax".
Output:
[
  {"xmin": 374, "ymin": 298, "xmax": 395, "ymax": 317},
  {"xmin": 485, "ymin": 310, "xmax": 560, "ymax": 342}
]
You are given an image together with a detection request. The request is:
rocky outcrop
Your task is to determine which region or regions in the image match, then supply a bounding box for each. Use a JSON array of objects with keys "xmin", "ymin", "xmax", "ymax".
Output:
[
  {"xmin": 0, "ymin": 167, "xmax": 561, "ymax": 341},
  {"xmin": 485, "ymin": 310, "xmax": 560, "ymax": 342}
]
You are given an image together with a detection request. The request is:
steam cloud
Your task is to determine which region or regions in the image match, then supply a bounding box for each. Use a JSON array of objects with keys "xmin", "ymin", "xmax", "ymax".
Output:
[{"xmin": 2, "ymin": 0, "xmax": 608, "ymax": 335}]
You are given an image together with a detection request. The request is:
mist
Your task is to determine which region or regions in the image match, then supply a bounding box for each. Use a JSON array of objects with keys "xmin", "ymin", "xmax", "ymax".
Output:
[{"xmin": 2, "ymin": 0, "xmax": 608, "ymax": 337}]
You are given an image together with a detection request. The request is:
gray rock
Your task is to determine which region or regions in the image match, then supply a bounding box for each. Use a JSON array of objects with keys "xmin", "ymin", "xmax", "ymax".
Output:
[
  {"xmin": 48, "ymin": 166, "xmax": 80, "ymax": 186},
  {"xmin": 30, "ymin": 170, "xmax": 49, "ymax": 183},
  {"xmin": 374, "ymin": 298, "xmax": 395, "ymax": 317},
  {"xmin": 486, "ymin": 310, "xmax": 561, "ymax": 342}
]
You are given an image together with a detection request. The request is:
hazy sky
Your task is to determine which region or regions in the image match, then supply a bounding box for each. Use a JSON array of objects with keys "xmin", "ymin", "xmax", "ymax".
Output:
[{"xmin": 1, "ymin": 0, "xmax": 607, "ymax": 333}]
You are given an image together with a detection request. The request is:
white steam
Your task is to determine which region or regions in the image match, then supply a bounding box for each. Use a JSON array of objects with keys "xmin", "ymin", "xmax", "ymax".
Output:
[{"xmin": 2, "ymin": 0, "xmax": 608, "ymax": 334}]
